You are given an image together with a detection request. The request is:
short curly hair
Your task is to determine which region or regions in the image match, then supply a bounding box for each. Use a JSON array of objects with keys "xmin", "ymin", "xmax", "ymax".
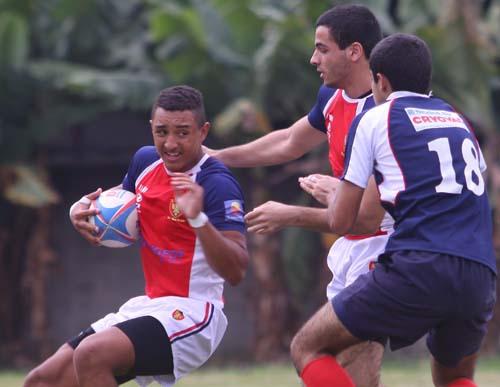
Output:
[{"xmin": 151, "ymin": 85, "xmax": 206, "ymax": 126}]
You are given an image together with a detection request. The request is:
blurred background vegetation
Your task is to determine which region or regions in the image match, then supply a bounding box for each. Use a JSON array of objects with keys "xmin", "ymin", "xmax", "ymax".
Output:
[{"xmin": 0, "ymin": 0, "xmax": 499, "ymax": 369}]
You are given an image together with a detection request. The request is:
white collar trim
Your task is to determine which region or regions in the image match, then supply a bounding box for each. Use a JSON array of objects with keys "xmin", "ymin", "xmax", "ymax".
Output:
[
  {"xmin": 387, "ymin": 91, "xmax": 430, "ymax": 100},
  {"xmin": 164, "ymin": 153, "xmax": 209, "ymax": 176}
]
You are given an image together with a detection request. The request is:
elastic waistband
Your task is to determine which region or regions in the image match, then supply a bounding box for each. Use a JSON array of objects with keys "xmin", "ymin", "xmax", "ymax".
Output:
[{"xmin": 345, "ymin": 229, "xmax": 388, "ymax": 240}]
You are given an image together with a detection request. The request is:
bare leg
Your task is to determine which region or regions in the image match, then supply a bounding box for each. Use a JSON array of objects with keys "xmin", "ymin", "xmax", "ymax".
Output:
[
  {"xmin": 290, "ymin": 301, "xmax": 362, "ymax": 373},
  {"xmin": 24, "ymin": 344, "xmax": 78, "ymax": 387},
  {"xmin": 73, "ymin": 326, "xmax": 135, "ymax": 387},
  {"xmin": 431, "ymin": 353, "xmax": 478, "ymax": 387},
  {"xmin": 337, "ymin": 341, "xmax": 384, "ymax": 387}
]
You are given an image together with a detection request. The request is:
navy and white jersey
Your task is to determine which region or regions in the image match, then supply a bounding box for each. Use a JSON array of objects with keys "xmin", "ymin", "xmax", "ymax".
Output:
[
  {"xmin": 121, "ymin": 146, "xmax": 245, "ymax": 307},
  {"xmin": 343, "ymin": 91, "xmax": 496, "ymax": 273}
]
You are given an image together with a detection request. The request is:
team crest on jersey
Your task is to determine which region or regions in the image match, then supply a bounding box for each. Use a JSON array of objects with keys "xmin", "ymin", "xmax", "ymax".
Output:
[
  {"xmin": 224, "ymin": 200, "xmax": 244, "ymax": 222},
  {"xmin": 368, "ymin": 261, "xmax": 377, "ymax": 271},
  {"xmin": 326, "ymin": 113, "xmax": 334, "ymax": 141},
  {"xmin": 172, "ymin": 309, "xmax": 185, "ymax": 321},
  {"xmin": 167, "ymin": 198, "xmax": 185, "ymax": 223}
]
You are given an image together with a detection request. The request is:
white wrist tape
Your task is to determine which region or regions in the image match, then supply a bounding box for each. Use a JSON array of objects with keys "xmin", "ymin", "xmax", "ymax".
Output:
[
  {"xmin": 187, "ymin": 212, "xmax": 208, "ymax": 228},
  {"xmin": 78, "ymin": 196, "xmax": 91, "ymax": 205},
  {"xmin": 69, "ymin": 196, "xmax": 92, "ymax": 218}
]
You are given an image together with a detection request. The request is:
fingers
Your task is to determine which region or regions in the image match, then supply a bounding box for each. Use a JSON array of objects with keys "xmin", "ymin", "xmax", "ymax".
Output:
[
  {"xmin": 170, "ymin": 173, "xmax": 198, "ymax": 192},
  {"xmin": 244, "ymin": 204, "xmax": 281, "ymax": 234},
  {"xmin": 298, "ymin": 177, "xmax": 314, "ymax": 195},
  {"xmin": 246, "ymin": 224, "xmax": 272, "ymax": 234},
  {"xmin": 75, "ymin": 206, "xmax": 100, "ymax": 218},
  {"xmin": 86, "ymin": 188, "xmax": 103, "ymax": 200},
  {"xmin": 78, "ymin": 229, "xmax": 101, "ymax": 246}
]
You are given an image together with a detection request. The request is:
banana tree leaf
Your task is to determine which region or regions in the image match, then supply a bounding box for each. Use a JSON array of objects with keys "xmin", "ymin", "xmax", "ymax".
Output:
[
  {"xmin": 1, "ymin": 164, "xmax": 60, "ymax": 207},
  {"xmin": 27, "ymin": 60, "xmax": 162, "ymax": 111},
  {"xmin": 213, "ymin": 98, "xmax": 272, "ymax": 138},
  {"xmin": 0, "ymin": 11, "xmax": 28, "ymax": 69}
]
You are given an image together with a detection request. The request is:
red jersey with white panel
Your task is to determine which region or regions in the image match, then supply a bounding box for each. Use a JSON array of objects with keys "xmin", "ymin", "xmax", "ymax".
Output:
[
  {"xmin": 308, "ymin": 85, "xmax": 393, "ymax": 236},
  {"xmin": 308, "ymin": 85, "xmax": 376, "ymax": 177},
  {"xmin": 122, "ymin": 146, "xmax": 245, "ymax": 309}
]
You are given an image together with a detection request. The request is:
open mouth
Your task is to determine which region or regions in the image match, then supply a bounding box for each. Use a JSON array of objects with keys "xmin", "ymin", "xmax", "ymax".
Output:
[{"xmin": 164, "ymin": 152, "xmax": 181, "ymax": 162}]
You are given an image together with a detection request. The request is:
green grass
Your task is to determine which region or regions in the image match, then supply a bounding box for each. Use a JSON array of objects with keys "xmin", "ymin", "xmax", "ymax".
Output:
[{"xmin": 4, "ymin": 358, "xmax": 500, "ymax": 386}]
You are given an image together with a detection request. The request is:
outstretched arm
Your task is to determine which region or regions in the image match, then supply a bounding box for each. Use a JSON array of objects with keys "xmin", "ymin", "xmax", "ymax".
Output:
[
  {"xmin": 208, "ymin": 116, "xmax": 326, "ymax": 167},
  {"xmin": 244, "ymin": 201, "xmax": 332, "ymax": 234},
  {"xmin": 171, "ymin": 173, "xmax": 249, "ymax": 286}
]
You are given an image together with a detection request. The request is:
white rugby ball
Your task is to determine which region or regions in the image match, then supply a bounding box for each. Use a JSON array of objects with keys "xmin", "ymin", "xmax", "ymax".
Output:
[{"xmin": 90, "ymin": 189, "xmax": 139, "ymax": 248}]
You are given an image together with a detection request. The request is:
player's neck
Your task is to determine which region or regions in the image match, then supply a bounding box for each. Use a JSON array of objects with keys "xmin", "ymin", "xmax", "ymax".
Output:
[{"xmin": 343, "ymin": 67, "xmax": 372, "ymax": 99}]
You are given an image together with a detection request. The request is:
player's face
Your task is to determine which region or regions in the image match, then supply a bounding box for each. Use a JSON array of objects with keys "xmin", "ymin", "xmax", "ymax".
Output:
[
  {"xmin": 151, "ymin": 108, "xmax": 209, "ymax": 172},
  {"xmin": 310, "ymin": 26, "xmax": 351, "ymax": 88}
]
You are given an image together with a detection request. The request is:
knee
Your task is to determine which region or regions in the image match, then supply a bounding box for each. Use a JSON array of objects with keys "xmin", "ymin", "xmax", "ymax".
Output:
[{"xmin": 290, "ymin": 331, "xmax": 308, "ymax": 372}]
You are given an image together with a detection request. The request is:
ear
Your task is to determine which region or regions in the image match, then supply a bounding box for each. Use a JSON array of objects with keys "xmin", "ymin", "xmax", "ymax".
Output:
[
  {"xmin": 200, "ymin": 122, "xmax": 210, "ymax": 142},
  {"xmin": 378, "ymin": 73, "xmax": 393, "ymax": 94},
  {"xmin": 348, "ymin": 42, "xmax": 365, "ymax": 62}
]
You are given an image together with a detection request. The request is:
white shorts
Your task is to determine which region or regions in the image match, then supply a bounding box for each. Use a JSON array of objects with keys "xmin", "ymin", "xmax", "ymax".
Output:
[
  {"xmin": 91, "ymin": 295, "xmax": 227, "ymax": 386},
  {"xmin": 326, "ymin": 234, "xmax": 389, "ymax": 300}
]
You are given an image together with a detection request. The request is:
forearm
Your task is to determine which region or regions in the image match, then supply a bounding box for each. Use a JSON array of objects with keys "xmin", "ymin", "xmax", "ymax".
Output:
[
  {"xmin": 195, "ymin": 225, "xmax": 249, "ymax": 286},
  {"xmin": 214, "ymin": 129, "xmax": 302, "ymax": 167},
  {"xmin": 280, "ymin": 205, "xmax": 332, "ymax": 233},
  {"xmin": 327, "ymin": 179, "xmax": 383, "ymax": 235},
  {"xmin": 341, "ymin": 215, "xmax": 381, "ymax": 235},
  {"xmin": 213, "ymin": 116, "xmax": 325, "ymax": 168}
]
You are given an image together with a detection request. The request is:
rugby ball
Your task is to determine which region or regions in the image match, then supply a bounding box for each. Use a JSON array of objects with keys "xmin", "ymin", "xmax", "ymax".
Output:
[{"xmin": 90, "ymin": 189, "xmax": 139, "ymax": 248}]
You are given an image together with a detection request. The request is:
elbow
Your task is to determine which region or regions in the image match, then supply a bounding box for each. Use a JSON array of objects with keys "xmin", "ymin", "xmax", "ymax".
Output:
[
  {"xmin": 363, "ymin": 221, "xmax": 380, "ymax": 235},
  {"xmin": 225, "ymin": 254, "xmax": 248, "ymax": 286},
  {"xmin": 329, "ymin": 218, "xmax": 351, "ymax": 236},
  {"xmin": 226, "ymin": 268, "xmax": 246, "ymax": 286}
]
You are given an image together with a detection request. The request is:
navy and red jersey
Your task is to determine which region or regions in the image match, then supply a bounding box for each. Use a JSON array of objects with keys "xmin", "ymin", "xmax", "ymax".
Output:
[
  {"xmin": 308, "ymin": 85, "xmax": 376, "ymax": 178},
  {"xmin": 343, "ymin": 91, "xmax": 496, "ymax": 273},
  {"xmin": 122, "ymin": 146, "xmax": 246, "ymax": 308},
  {"xmin": 308, "ymin": 84, "xmax": 392, "ymax": 236}
]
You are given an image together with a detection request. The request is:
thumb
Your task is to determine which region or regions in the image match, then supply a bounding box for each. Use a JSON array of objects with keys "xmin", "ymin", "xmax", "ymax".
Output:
[{"xmin": 87, "ymin": 188, "xmax": 103, "ymax": 200}]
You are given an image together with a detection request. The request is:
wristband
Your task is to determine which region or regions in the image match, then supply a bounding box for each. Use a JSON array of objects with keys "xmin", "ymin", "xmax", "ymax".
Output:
[{"xmin": 187, "ymin": 212, "xmax": 208, "ymax": 228}]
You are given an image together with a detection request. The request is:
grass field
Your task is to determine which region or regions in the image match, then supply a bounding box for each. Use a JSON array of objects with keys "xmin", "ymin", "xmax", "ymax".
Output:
[{"xmin": 3, "ymin": 358, "xmax": 500, "ymax": 386}]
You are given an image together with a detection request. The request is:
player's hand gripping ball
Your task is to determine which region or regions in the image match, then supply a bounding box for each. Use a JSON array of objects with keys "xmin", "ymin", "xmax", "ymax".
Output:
[{"xmin": 90, "ymin": 189, "xmax": 139, "ymax": 247}]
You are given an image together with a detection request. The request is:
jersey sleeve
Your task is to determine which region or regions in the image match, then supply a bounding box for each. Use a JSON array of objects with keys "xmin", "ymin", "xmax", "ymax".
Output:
[
  {"xmin": 200, "ymin": 173, "xmax": 246, "ymax": 234},
  {"xmin": 307, "ymin": 86, "xmax": 335, "ymax": 133},
  {"xmin": 341, "ymin": 111, "xmax": 377, "ymax": 189},
  {"xmin": 122, "ymin": 146, "xmax": 159, "ymax": 193}
]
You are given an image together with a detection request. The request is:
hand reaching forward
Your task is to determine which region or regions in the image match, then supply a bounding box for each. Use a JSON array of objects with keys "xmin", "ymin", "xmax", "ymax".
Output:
[
  {"xmin": 245, "ymin": 200, "xmax": 292, "ymax": 234},
  {"xmin": 298, "ymin": 173, "xmax": 340, "ymax": 206},
  {"xmin": 70, "ymin": 188, "xmax": 102, "ymax": 245},
  {"xmin": 170, "ymin": 173, "xmax": 204, "ymax": 219}
]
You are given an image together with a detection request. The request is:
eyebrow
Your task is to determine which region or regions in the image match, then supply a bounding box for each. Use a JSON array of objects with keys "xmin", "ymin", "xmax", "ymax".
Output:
[{"xmin": 154, "ymin": 123, "xmax": 191, "ymax": 129}]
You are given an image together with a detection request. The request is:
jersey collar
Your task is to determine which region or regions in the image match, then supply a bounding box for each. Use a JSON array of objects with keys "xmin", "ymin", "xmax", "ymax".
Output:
[
  {"xmin": 387, "ymin": 91, "xmax": 431, "ymax": 100},
  {"xmin": 342, "ymin": 89, "xmax": 373, "ymax": 102},
  {"xmin": 163, "ymin": 153, "xmax": 210, "ymax": 177}
]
